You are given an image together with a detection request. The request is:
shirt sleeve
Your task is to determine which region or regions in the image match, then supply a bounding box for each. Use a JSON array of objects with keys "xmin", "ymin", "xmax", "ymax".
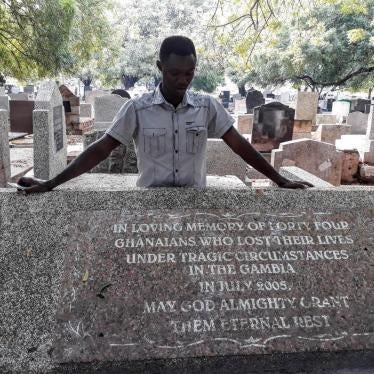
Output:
[
  {"xmin": 207, "ymin": 97, "xmax": 235, "ymax": 138},
  {"xmin": 105, "ymin": 100, "xmax": 137, "ymax": 145}
]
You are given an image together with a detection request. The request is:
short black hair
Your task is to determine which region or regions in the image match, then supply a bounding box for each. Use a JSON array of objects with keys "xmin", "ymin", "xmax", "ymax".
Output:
[
  {"xmin": 112, "ymin": 89, "xmax": 131, "ymax": 99},
  {"xmin": 159, "ymin": 36, "xmax": 196, "ymax": 63}
]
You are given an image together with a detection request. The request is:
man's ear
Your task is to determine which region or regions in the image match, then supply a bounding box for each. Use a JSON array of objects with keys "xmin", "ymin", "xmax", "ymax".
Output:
[{"xmin": 156, "ymin": 60, "xmax": 162, "ymax": 72}]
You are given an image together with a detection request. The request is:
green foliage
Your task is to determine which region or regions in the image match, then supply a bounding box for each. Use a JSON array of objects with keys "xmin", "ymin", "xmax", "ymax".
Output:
[
  {"xmin": 192, "ymin": 63, "xmax": 225, "ymax": 93},
  {"xmin": 0, "ymin": 0, "xmax": 110, "ymax": 81}
]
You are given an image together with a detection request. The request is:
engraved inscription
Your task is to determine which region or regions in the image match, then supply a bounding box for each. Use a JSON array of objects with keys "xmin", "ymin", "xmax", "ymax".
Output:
[
  {"xmin": 53, "ymin": 105, "xmax": 64, "ymax": 152},
  {"xmin": 55, "ymin": 209, "xmax": 374, "ymax": 362}
]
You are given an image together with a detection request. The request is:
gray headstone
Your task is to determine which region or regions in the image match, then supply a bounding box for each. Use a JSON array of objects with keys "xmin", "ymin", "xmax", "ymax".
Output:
[
  {"xmin": 0, "ymin": 109, "xmax": 10, "ymax": 186},
  {"xmin": 83, "ymin": 129, "xmax": 138, "ymax": 174},
  {"xmin": 1, "ymin": 187, "xmax": 374, "ymax": 372},
  {"xmin": 33, "ymin": 81, "xmax": 67, "ymax": 180},
  {"xmin": 252, "ymin": 102, "xmax": 294, "ymax": 152},
  {"xmin": 245, "ymin": 89, "xmax": 265, "ymax": 114},
  {"xmin": 94, "ymin": 94, "xmax": 127, "ymax": 129},
  {"xmin": 80, "ymin": 103, "xmax": 93, "ymax": 118},
  {"xmin": 0, "ymin": 95, "xmax": 9, "ymax": 111},
  {"xmin": 10, "ymin": 93, "xmax": 29, "ymax": 101},
  {"xmin": 206, "ymin": 139, "xmax": 247, "ymax": 181},
  {"xmin": 347, "ymin": 111, "xmax": 369, "ymax": 134},
  {"xmin": 366, "ymin": 104, "xmax": 374, "ymax": 140}
]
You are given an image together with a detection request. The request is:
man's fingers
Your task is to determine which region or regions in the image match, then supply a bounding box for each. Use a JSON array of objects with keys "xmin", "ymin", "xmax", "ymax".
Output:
[
  {"xmin": 302, "ymin": 181, "xmax": 314, "ymax": 187},
  {"xmin": 17, "ymin": 177, "xmax": 35, "ymax": 187}
]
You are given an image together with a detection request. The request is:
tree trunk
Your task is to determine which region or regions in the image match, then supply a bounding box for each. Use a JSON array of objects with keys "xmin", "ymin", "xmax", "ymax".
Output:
[
  {"xmin": 238, "ymin": 84, "xmax": 246, "ymax": 97},
  {"xmin": 122, "ymin": 75, "xmax": 139, "ymax": 90},
  {"xmin": 368, "ymin": 88, "xmax": 372, "ymax": 100}
]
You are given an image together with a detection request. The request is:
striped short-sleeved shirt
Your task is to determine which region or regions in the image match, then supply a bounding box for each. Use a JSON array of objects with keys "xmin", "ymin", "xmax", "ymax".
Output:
[{"xmin": 105, "ymin": 85, "xmax": 234, "ymax": 187}]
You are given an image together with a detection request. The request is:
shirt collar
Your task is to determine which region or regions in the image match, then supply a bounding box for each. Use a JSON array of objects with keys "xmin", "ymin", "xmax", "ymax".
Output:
[{"xmin": 152, "ymin": 83, "xmax": 196, "ymax": 108}]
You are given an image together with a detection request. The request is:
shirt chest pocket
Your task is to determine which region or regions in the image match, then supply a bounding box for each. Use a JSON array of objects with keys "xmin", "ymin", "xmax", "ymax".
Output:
[
  {"xmin": 186, "ymin": 126, "xmax": 206, "ymax": 154},
  {"xmin": 143, "ymin": 128, "xmax": 167, "ymax": 156}
]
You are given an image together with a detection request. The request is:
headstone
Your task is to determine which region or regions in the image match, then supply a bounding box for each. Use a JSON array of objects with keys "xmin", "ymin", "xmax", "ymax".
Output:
[
  {"xmin": 94, "ymin": 94, "xmax": 127, "ymax": 129},
  {"xmin": 252, "ymin": 102, "xmax": 294, "ymax": 152},
  {"xmin": 346, "ymin": 112, "xmax": 369, "ymax": 135},
  {"xmin": 340, "ymin": 150, "xmax": 360, "ymax": 184},
  {"xmin": 59, "ymin": 85, "xmax": 80, "ymax": 128},
  {"xmin": 363, "ymin": 104, "xmax": 374, "ymax": 164},
  {"xmin": 279, "ymin": 166, "xmax": 333, "ymax": 187},
  {"xmin": 86, "ymin": 89, "xmax": 107, "ymax": 105},
  {"xmin": 9, "ymin": 100, "xmax": 35, "ymax": 134},
  {"xmin": 326, "ymin": 98, "xmax": 335, "ymax": 112},
  {"xmin": 234, "ymin": 98, "xmax": 246, "ymax": 113},
  {"xmin": 0, "ymin": 109, "xmax": 10, "ymax": 186},
  {"xmin": 83, "ymin": 129, "xmax": 138, "ymax": 174},
  {"xmin": 1, "ymin": 187, "xmax": 374, "ymax": 372},
  {"xmin": 313, "ymin": 124, "xmax": 351, "ymax": 145},
  {"xmin": 237, "ymin": 114, "xmax": 253, "ymax": 134},
  {"xmin": 271, "ymin": 139, "xmax": 343, "ymax": 186},
  {"xmin": 33, "ymin": 81, "xmax": 67, "ymax": 180},
  {"xmin": 294, "ymin": 92, "xmax": 319, "ymax": 124},
  {"xmin": 206, "ymin": 139, "xmax": 247, "ymax": 181},
  {"xmin": 10, "ymin": 92, "xmax": 28, "ymax": 101},
  {"xmin": 80, "ymin": 103, "xmax": 93, "ymax": 118},
  {"xmin": 23, "ymin": 85, "xmax": 34, "ymax": 95},
  {"xmin": 0, "ymin": 87, "xmax": 5, "ymax": 95},
  {"xmin": 292, "ymin": 119, "xmax": 313, "ymax": 140},
  {"xmin": 351, "ymin": 98, "xmax": 370, "ymax": 113},
  {"xmin": 245, "ymin": 88, "xmax": 265, "ymax": 114},
  {"xmin": 316, "ymin": 114, "xmax": 337, "ymax": 125},
  {"xmin": 221, "ymin": 91, "xmax": 230, "ymax": 109},
  {"xmin": 0, "ymin": 94, "xmax": 9, "ymax": 111},
  {"xmin": 332, "ymin": 101, "xmax": 351, "ymax": 123}
]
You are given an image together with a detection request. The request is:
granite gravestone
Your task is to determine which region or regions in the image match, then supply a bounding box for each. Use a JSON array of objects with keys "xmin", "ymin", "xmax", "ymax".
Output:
[
  {"xmin": 0, "ymin": 186, "xmax": 374, "ymax": 372},
  {"xmin": 245, "ymin": 89, "xmax": 265, "ymax": 114},
  {"xmin": 33, "ymin": 81, "xmax": 67, "ymax": 180},
  {"xmin": 363, "ymin": 104, "xmax": 374, "ymax": 164},
  {"xmin": 94, "ymin": 94, "xmax": 127, "ymax": 130},
  {"xmin": 252, "ymin": 102, "xmax": 294, "ymax": 152},
  {"xmin": 0, "ymin": 109, "xmax": 10, "ymax": 186},
  {"xmin": 0, "ymin": 94, "xmax": 9, "ymax": 111}
]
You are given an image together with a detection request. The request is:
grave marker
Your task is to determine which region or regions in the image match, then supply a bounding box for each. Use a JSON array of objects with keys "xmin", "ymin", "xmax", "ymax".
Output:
[
  {"xmin": 347, "ymin": 112, "xmax": 369, "ymax": 135},
  {"xmin": 0, "ymin": 109, "xmax": 10, "ymax": 186},
  {"xmin": 94, "ymin": 94, "xmax": 128, "ymax": 129},
  {"xmin": 295, "ymin": 92, "xmax": 319, "ymax": 124},
  {"xmin": 245, "ymin": 88, "xmax": 265, "ymax": 114},
  {"xmin": 252, "ymin": 102, "xmax": 294, "ymax": 152},
  {"xmin": 33, "ymin": 81, "xmax": 67, "ymax": 179}
]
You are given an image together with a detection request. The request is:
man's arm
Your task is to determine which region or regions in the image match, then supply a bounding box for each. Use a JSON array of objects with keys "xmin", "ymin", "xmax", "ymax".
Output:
[
  {"xmin": 222, "ymin": 127, "xmax": 312, "ymax": 188},
  {"xmin": 17, "ymin": 134, "xmax": 121, "ymax": 194}
]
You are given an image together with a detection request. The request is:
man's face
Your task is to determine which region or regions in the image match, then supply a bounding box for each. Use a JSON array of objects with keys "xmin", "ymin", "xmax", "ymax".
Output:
[{"xmin": 158, "ymin": 53, "xmax": 196, "ymax": 99}]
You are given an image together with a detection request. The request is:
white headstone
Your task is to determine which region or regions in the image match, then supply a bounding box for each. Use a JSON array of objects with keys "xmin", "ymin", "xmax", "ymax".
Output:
[
  {"xmin": 0, "ymin": 109, "xmax": 10, "ymax": 187},
  {"xmin": 332, "ymin": 101, "xmax": 351, "ymax": 123},
  {"xmin": 94, "ymin": 94, "xmax": 127, "ymax": 129},
  {"xmin": 33, "ymin": 81, "xmax": 67, "ymax": 180}
]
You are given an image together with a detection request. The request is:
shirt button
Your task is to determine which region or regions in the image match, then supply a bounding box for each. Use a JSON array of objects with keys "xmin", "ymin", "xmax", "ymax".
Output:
[
  {"xmin": 175, "ymin": 130, "xmax": 178, "ymax": 134},
  {"xmin": 176, "ymin": 169, "xmax": 178, "ymax": 173},
  {"xmin": 175, "ymin": 150, "xmax": 178, "ymax": 153}
]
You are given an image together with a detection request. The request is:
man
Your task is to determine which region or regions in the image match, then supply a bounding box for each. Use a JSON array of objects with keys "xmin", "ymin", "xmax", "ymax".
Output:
[{"xmin": 17, "ymin": 36, "xmax": 311, "ymax": 193}]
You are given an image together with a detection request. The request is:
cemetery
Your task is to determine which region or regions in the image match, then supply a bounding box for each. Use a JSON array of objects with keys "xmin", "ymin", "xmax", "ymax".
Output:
[{"xmin": 0, "ymin": 0, "xmax": 373, "ymax": 373}]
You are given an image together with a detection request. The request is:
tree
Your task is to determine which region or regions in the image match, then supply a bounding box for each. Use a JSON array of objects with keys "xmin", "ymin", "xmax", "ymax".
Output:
[
  {"xmin": 211, "ymin": 0, "xmax": 374, "ymax": 94},
  {"xmin": 96, "ymin": 0, "xmax": 220, "ymax": 90},
  {"xmin": 0, "ymin": 0, "xmax": 74, "ymax": 80},
  {"xmin": 0, "ymin": 0, "xmax": 111, "ymax": 81}
]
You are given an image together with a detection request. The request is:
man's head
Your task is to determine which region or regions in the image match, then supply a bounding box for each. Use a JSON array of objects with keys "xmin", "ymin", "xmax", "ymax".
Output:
[{"xmin": 157, "ymin": 36, "xmax": 197, "ymax": 101}]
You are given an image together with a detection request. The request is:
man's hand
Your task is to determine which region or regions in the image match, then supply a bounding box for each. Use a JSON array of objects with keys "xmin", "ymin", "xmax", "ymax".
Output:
[
  {"xmin": 277, "ymin": 178, "xmax": 313, "ymax": 189},
  {"xmin": 16, "ymin": 176, "xmax": 51, "ymax": 194}
]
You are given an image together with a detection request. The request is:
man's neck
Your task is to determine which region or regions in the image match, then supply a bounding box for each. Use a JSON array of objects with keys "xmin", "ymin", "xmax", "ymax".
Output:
[{"xmin": 160, "ymin": 83, "xmax": 183, "ymax": 108}]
